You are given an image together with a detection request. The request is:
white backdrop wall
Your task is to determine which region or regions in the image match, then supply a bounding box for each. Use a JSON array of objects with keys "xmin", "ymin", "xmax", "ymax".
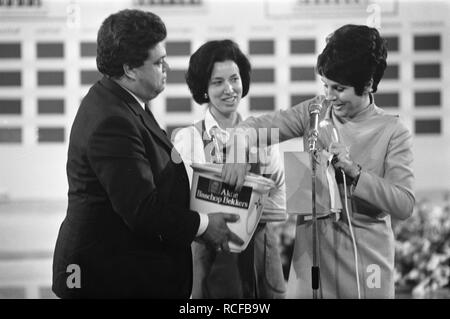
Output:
[{"xmin": 0, "ymin": 0, "xmax": 449, "ymax": 200}]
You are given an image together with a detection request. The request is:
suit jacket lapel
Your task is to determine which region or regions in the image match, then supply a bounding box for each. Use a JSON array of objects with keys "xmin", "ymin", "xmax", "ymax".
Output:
[
  {"xmin": 139, "ymin": 107, "xmax": 173, "ymax": 151},
  {"xmin": 99, "ymin": 76, "xmax": 173, "ymax": 151}
]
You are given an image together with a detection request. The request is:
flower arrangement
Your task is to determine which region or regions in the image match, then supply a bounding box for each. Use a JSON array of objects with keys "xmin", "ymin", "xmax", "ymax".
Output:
[
  {"xmin": 394, "ymin": 194, "xmax": 450, "ymax": 298},
  {"xmin": 275, "ymin": 192, "xmax": 450, "ymax": 298}
]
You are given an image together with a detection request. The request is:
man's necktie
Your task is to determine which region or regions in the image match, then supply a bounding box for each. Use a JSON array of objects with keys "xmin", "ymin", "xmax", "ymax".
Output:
[
  {"xmin": 144, "ymin": 102, "xmax": 168, "ymax": 137},
  {"xmin": 144, "ymin": 102, "xmax": 151, "ymax": 116}
]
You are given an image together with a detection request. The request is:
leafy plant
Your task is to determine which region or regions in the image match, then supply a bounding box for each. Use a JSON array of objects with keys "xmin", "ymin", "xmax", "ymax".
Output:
[{"xmin": 394, "ymin": 194, "xmax": 450, "ymax": 298}]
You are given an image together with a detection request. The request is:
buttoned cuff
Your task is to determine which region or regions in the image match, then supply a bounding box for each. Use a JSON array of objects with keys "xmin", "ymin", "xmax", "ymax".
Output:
[{"xmin": 196, "ymin": 213, "xmax": 209, "ymax": 237}]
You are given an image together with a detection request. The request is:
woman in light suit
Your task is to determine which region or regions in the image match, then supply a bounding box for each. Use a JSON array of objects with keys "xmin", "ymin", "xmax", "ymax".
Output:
[
  {"xmin": 221, "ymin": 25, "xmax": 415, "ymax": 298},
  {"xmin": 173, "ymin": 40, "xmax": 287, "ymax": 299}
]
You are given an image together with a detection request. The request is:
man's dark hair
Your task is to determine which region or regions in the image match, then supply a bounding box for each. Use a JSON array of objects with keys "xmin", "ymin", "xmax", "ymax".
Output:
[
  {"xmin": 96, "ymin": 9, "xmax": 167, "ymax": 77},
  {"xmin": 316, "ymin": 24, "xmax": 387, "ymax": 95},
  {"xmin": 186, "ymin": 39, "xmax": 251, "ymax": 105}
]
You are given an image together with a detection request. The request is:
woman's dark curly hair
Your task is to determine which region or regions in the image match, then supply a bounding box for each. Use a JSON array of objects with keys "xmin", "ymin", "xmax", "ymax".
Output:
[
  {"xmin": 96, "ymin": 10, "xmax": 167, "ymax": 77},
  {"xmin": 186, "ymin": 40, "xmax": 251, "ymax": 105},
  {"xmin": 316, "ymin": 24, "xmax": 387, "ymax": 96}
]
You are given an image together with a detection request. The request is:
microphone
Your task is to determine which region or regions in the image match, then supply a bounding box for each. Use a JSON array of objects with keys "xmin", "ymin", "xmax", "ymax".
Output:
[{"xmin": 308, "ymin": 103, "xmax": 322, "ymax": 152}]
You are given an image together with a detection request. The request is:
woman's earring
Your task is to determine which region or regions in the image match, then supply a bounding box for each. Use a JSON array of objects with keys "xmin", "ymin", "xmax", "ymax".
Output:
[{"xmin": 204, "ymin": 93, "xmax": 208, "ymax": 99}]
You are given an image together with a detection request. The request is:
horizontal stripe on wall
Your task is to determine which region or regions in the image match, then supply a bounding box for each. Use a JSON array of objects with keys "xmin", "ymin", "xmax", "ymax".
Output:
[
  {"xmin": 415, "ymin": 119, "xmax": 441, "ymax": 134},
  {"xmin": 249, "ymin": 96, "xmax": 275, "ymax": 111},
  {"xmin": 167, "ymin": 69, "xmax": 186, "ymax": 84},
  {"xmin": 0, "ymin": 71, "xmax": 21, "ymax": 86},
  {"xmin": 384, "ymin": 36, "xmax": 399, "ymax": 52},
  {"xmin": 290, "ymin": 39, "xmax": 315, "ymax": 54},
  {"xmin": 80, "ymin": 42, "xmax": 97, "ymax": 57},
  {"xmin": 0, "ymin": 99, "xmax": 21, "ymax": 114},
  {"xmin": 80, "ymin": 70, "xmax": 102, "ymax": 85},
  {"xmin": 383, "ymin": 64, "xmax": 399, "ymax": 79},
  {"xmin": 252, "ymin": 68, "xmax": 275, "ymax": 83},
  {"xmin": 166, "ymin": 97, "xmax": 191, "ymax": 112},
  {"xmin": 249, "ymin": 40, "xmax": 274, "ymax": 55},
  {"xmin": 414, "ymin": 91, "xmax": 441, "ymax": 107},
  {"xmin": 166, "ymin": 41, "xmax": 191, "ymax": 56},
  {"xmin": 37, "ymin": 42, "xmax": 64, "ymax": 58},
  {"xmin": 290, "ymin": 66, "xmax": 316, "ymax": 81},
  {"xmin": 37, "ymin": 71, "xmax": 64, "ymax": 86},
  {"xmin": 414, "ymin": 35, "xmax": 440, "ymax": 51},
  {"xmin": 0, "ymin": 42, "xmax": 21, "ymax": 58},
  {"xmin": 414, "ymin": 63, "xmax": 440, "ymax": 79},
  {"xmin": 38, "ymin": 127, "xmax": 65, "ymax": 142},
  {"xmin": 38, "ymin": 99, "xmax": 65, "ymax": 114},
  {"xmin": 374, "ymin": 92, "xmax": 399, "ymax": 108},
  {"xmin": 0, "ymin": 127, "xmax": 21, "ymax": 143}
]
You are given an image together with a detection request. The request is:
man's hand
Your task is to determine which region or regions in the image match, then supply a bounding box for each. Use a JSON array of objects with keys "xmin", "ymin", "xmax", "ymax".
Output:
[
  {"xmin": 221, "ymin": 162, "xmax": 251, "ymax": 192},
  {"xmin": 201, "ymin": 213, "xmax": 244, "ymax": 252}
]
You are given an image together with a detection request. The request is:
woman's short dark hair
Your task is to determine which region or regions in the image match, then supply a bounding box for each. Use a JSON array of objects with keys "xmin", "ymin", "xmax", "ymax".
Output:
[
  {"xmin": 96, "ymin": 9, "xmax": 167, "ymax": 77},
  {"xmin": 186, "ymin": 40, "xmax": 251, "ymax": 105},
  {"xmin": 316, "ymin": 24, "xmax": 387, "ymax": 95}
]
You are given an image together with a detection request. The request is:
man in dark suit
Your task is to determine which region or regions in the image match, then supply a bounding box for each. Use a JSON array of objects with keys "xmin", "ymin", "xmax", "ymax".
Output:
[{"xmin": 52, "ymin": 9, "xmax": 243, "ymax": 299}]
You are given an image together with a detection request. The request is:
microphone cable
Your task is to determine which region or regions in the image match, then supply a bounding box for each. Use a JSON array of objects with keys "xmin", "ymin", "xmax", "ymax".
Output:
[{"xmin": 340, "ymin": 168, "xmax": 361, "ymax": 299}]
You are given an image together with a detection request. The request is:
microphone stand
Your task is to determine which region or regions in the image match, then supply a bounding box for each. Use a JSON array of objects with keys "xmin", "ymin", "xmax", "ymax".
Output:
[{"xmin": 309, "ymin": 132, "xmax": 320, "ymax": 299}]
